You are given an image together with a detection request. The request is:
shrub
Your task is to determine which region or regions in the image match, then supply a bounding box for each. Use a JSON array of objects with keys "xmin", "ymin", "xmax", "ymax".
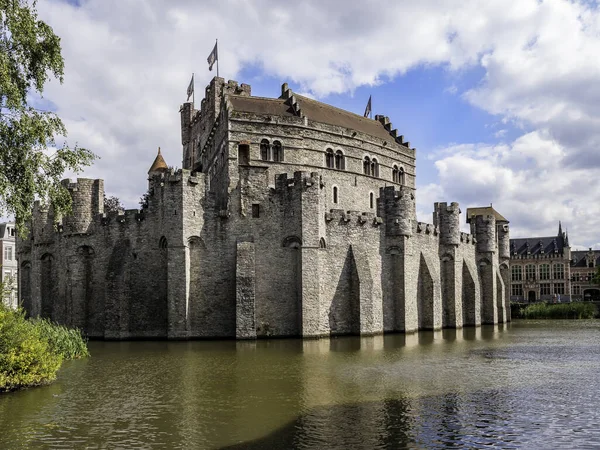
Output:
[
  {"xmin": 32, "ymin": 318, "xmax": 89, "ymax": 360},
  {"xmin": 0, "ymin": 305, "xmax": 62, "ymax": 392},
  {"xmin": 515, "ymin": 301, "xmax": 597, "ymax": 320},
  {"xmin": 0, "ymin": 304, "xmax": 90, "ymax": 392}
]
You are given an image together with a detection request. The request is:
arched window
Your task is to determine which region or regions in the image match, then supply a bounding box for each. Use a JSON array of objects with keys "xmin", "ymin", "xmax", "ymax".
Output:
[
  {"xmin": 511, "ymin": 265, "xmax": 522, "ymax": 281},
  {"xmin": 260, "ymin": 139, "xmax": 270, "ymax": 161},
  {"xmin": 335, "ymin": 150, "xmax": 345, "ymax": 170},
  {"xmin": 399, "ymin": 167, "xmax": 405, "ymax": 185},
  {"xmin": 333, "ymin": 186, "xmax": 338, "ymax": 204},
  {"xmin": 525, "ymin": 264, "xmax": 536, "ymax": 280},
  {"xmin": 369, "ymin": 192, "xmax": 374, "ymax": 209},
  {"xmin": 363, "ymin": 156, "xmax": 371, "ymax": 175},
  {"xmin": 319, "ymin": 238, "xmax": 327, "ymax": 249},
  {"xmin": 392, "ymin": 165, "xmax": 399, "ymax": 183},
  {"xmin": 371, "ymin": 158, "xmax": 379, "ymax": 177},
  {"xmin": 272, "ymin": 140, "xmax": 283, "ymax": 162},
  {"xmin": 325, "ymin": 148, "xmax": 334, "ymax": 168}
]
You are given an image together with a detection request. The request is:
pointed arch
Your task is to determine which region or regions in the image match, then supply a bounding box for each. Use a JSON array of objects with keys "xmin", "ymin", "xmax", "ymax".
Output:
[{"xmin": 417, "ymin": 253, "xmax": 435, "ymax": 330}]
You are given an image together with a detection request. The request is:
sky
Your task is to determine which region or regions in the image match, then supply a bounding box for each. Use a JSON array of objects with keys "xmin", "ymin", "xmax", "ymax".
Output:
[{"xmin": 27, "ymin": 0, "xmax": 600, "ymax": 248}]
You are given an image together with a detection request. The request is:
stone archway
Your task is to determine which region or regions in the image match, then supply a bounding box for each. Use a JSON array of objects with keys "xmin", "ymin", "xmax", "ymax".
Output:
[
  {"xmin": 528, "ymin": 290, "xmax": 536, "ymax": 303},
  {"xmin": 583, "ymin": 288, "xmax": 600, "ymax": 301}
]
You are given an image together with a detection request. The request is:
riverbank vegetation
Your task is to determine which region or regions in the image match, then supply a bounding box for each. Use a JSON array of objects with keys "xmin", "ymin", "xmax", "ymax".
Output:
[
  {"xmin": 512, "ymin": 302, "xmax": 598, "ymax": 320},
  {"xmin": 0, "ymin": 304, "xmax": 89, "ymax": 392}
]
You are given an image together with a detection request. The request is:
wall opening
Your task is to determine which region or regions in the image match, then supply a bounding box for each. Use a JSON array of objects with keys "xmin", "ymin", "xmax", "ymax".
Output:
[
  {"xmin": 417, "ymin": 253, "xmax": 434, "ymax": 330},
  {"xmin": 333, "ymin": 186, "xmax": 338, "ymax": 204},
  {"xmin": 462, "ymin": 261, "xmax": 476, "ymax": 326},
  {"xmin": 238, "ymin": 143, "xmax": 250, "ymax": 165},
  {"xmin": 40, "ymin": 253, "xmax": 54, "ymax": 320}
]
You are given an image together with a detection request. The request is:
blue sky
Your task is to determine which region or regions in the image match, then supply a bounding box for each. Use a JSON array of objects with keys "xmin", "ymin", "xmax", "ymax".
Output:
[{"xmin": 22, "ymin": 0, "xmax": 600, "ymax": 248}]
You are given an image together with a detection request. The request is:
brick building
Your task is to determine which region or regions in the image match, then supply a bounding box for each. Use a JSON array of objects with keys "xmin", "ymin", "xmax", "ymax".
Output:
[
  {"xmin": 17, "ymin": 77, "xmax": 510, "ymax": 339},
  {"xmin": 509, "ymin": 222, "xmax": 600, "ymax": 302}
]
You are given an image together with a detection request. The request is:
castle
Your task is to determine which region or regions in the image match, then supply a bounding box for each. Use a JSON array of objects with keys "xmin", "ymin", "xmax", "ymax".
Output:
[{"xmin": 16, "ymin": 77, "xmax": 511, "ymax": 339}]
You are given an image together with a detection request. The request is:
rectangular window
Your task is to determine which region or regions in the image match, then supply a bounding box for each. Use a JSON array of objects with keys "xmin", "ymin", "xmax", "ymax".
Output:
[
  {"xmin": 3, "ymin": 246, "xmax": 12, "ymax": 261},
  {"xmin": 511, "ymin": 284, "xmax": 523, "ymax": 296},
  {"xmin": 554, "ymin": 283, "xmax": 565, "ymax": 295},
  {"xmin": 553, "ymin": 264, "xmax": 564, "ymax": 279},
  {"xmin": 252, "ymin": 204, "xmax": 260, "ymax": 218},
  {"xmin": 573, "ymin": 285, "xmax": 581, "ymax": 295},
  {"xmin": 572, "ymin": 273, "xmax": 580, "ymax": 282},
  {"xmin": 540, "ymin": 283, "xmax": 551, "ymax": 296},
  {"xmin": 511, "ymin": 265, "xmax": 522, "ymax": 281},
  {"xmin": 539, "ymin": 264, "xmax": 550, "ymax": 280},
  {"xmin": 525, "ymin": 264, "xmax": 536, "ymax": 281}
]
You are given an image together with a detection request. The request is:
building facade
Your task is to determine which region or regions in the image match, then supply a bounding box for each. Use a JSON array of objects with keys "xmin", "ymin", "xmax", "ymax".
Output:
[
  {"xmin": 1, "ymin": 222, "xmax": 18, "ymax": 308},
  {"xmin": 17, "ymin": 77, "xmax": 510, "ymax": 339},
  {"xmin": 509, "ymin": 223, "xmax": 600, "ymax": 302}
]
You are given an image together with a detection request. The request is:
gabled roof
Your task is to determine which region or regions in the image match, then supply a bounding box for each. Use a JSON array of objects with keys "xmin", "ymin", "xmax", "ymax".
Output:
[
  {"xmin": 148, "ymin": 147, "xmax": 168, "ymax": 174},
  {"xmin": 228, "ymin": 94, "xmax": 396, "ymax": 143},
  {"xmin": 571, "ymin": 250, "xmax": 600, "ymax": 268},
  {"xmin": 465, "ymin": 206, "xmax": 508, "ymax": 223}
]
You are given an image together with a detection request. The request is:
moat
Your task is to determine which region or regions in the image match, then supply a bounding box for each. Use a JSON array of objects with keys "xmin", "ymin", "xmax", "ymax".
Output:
[{"xmin": 2, "ymin": 321, "xmax": 600, "ymax": 449}]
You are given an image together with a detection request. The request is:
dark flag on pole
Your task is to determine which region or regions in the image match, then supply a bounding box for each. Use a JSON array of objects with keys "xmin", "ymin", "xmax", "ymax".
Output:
[
  {"xmin": 364, "ymin": 95, "xmax": 372, "ymax": 118},
  {"xmin": 207, "ymin": 41, "xmax": 218, "ymax": 71},
  {"xmin": 186, "ymin": 74, "xmax": 194, "ymax": 101}
]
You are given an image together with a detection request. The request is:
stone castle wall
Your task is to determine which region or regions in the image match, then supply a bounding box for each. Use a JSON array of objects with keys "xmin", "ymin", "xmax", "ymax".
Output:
[{"xmin": 16, "ymin": 77, "xmax": 510, "ymax": 339}]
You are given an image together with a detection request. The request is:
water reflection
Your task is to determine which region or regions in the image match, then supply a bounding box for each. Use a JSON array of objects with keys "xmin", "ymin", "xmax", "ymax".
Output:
[{"xmin": 1, "ymin": 321, "xmax": 600, "ymax": 449}]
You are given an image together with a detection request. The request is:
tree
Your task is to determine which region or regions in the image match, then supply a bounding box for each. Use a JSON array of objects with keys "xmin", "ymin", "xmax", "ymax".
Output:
[
  {"xmin": 103, "ymin": 194, "xmax": 122, "ymax": 214},
  {"xmin": 592, "ymin": 266, "xmax": 600, "ymax": 285},
  {"xmin": 0, "ymin": 0, "xmax": 96, "ymax": 236}
]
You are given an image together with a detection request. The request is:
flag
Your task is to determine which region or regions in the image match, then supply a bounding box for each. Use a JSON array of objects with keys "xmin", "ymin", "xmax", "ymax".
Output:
[
  {"xmin": 207, "ymin": 41, "xmax": 218, "ymax": 71},
  {"xmin": 364, "ymin": 95, "xmax": 372, "ymax": 118},
  {"xmin": 186, "ymin": 74, "xmax": 194, "ymax": 101}
]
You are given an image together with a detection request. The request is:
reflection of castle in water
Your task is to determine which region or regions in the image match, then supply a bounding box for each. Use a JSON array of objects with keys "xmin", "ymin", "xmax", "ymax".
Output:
[{"xmin": 18, "ymin": 77, "xmax": 510, "ymax": 339}]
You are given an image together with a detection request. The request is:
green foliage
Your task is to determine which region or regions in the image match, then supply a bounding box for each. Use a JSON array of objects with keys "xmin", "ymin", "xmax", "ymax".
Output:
[
  {"xmin": 0, "ymin": 304, "xmax": 61, "ymax": 392},
  {"xmin": 103, "ymin": 194, "xmax": 122, "ymax": 214},
  {"xmin": 514, "ymin": 302, "xmax": 597, "ymax": 320},
  {"xmin": 0, "ymin": 0, "xmax": 96, "ymax": 236},
  {"xmin": 32, "ymin": 317, "xmax": 89, "ymax": 360},
  {"xmin": 592, "ymin": 266, "xmax": 600, "ymax": 285},
  {"xmin": 0, "ymin": 303, "xmax": 89, "ymax": 392}
]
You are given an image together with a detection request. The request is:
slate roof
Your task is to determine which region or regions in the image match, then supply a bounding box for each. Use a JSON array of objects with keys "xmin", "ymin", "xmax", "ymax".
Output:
[
  {"xmin": 465, "ymin": 206, "xmax": 508, "ymax": 223},
  {"xmin": 228, "ymin": 94, "xmax": 396, "ymax": 142},
  {"xmin": 509, "ymin": 235, "xmax": 566, "ymax": 256},
  {"xmin": 570, "ymin": 250, "xmax": 600, "ymax": 268}
]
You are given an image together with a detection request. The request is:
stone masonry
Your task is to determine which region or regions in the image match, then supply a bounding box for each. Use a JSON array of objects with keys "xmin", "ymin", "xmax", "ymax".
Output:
[{"xmin": 17, "ymin": 77, "xmax": 510, "ymax": 339}]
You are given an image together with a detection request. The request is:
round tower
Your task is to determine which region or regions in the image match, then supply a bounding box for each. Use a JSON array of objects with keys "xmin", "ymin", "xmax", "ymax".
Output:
[
  {"xmin": 475, "ymin": 214, "xmax": 496, "ymax": 253},
  {"xmin": 61, "ymin": 178, "xmax": 104, "ymax": 235},
  {"xmin": 434, "ymin": 202, "xmax": 460, "ymax": 245},
  {"xmin": 382, "ymin": 185, "xmax": 416, "ymax": 237},
  {"xmin": 32, "ymin": 201, "xmax": 53, "ymax": 242},
  {"xmin": 497, "ymin": 223, "xmax": 510, "ymax": 259}
]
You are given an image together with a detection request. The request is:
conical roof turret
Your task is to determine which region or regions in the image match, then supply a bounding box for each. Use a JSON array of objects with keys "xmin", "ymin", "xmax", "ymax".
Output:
[{"xmin": 148, "ymin": 147, "xmax": 168, "ymax": 174}]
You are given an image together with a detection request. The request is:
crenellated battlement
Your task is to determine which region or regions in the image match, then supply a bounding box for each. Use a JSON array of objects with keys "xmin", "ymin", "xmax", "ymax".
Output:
[
  {"xmin": 274, "ymin": 171, "xmax": 319, "ymax": 192},
  {"xmin": 325, "ymin": 209, "xmax": 379, "ymax": 226},
  {"xmin": 374, "ymin": 115, "xmax": 415, "ymax": 151},
  {"xmin": 433, "ymin": 201, "xmax": 461, "ymax": 246}
]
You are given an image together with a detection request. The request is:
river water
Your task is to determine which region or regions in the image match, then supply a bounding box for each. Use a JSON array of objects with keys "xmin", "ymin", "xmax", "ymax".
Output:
[{"xmin": 1, "ymin": 320, "xmax": 600, "ymax": 449}]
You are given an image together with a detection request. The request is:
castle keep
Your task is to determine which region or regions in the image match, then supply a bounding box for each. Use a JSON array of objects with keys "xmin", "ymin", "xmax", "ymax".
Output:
[{"xmin": 17, "ymin": 77, "xmax": 510, "ymax": 339}]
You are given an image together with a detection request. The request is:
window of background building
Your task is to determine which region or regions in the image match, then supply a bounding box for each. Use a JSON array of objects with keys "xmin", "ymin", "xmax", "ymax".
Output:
[
  {"xmin": 573, "ymin": 285, "xmax": 581, "ymax": 295},
  {"xmin": 540, "ymin": 283, "xmax": 551, "ymax": 296},
  {"xmin": 511, "ymin": 265, "xmax": 522, "ymax": 281},
  {"xmin": 553, "ymin": 263, "xmax": 564, "ymax": 279},
  {"xmin": 554, "ymin": 283, "xmax": 565, "ymax": 295},
  {"xmin": 572, "ymin": 273, "xmax": 580, "ymax": 282},
  {"xmin": 511, "ymin": 284, "xmax": 523, "ymax": 296},
  {"xmin": 539, "ymin": 264, "xmax": 550, "ymax": 280},
  {"xmin": 525, "ymin": 264, "xmax": 536, "ymax": 280},
  {"xmin": 4, "ymin": 246, "xmax": 12, "ymax": 261}
]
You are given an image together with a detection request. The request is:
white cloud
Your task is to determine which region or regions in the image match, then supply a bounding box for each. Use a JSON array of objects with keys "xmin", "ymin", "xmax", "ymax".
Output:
[{"xmin": 29, "ymin": 0, "xmax": 600, "ymax": 246}]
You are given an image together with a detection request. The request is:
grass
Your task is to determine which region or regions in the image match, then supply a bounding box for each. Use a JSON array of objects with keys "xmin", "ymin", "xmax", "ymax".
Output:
[
  {"xmin": 0, "ymin": 304, "xmax": 89, "ymax": 392},
  {"xmin": 512, "ymin": 301, "xmax": 597, "ymax": 320}
]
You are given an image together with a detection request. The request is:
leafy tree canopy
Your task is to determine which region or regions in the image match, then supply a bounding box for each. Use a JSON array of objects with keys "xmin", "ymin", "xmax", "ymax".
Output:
[
  {"xmin": 0, "ymin": 0, "xmax": 96, "ymax": 236},
  {"xmin": 103, "ymin": 194, "xmax": 122, "ymax": 213}
]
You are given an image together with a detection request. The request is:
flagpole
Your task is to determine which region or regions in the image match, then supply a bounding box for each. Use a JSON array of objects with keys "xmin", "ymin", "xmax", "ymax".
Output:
[{"xmin": 192, "ymin": 72, "xmax": 195, "ymax": 105}]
